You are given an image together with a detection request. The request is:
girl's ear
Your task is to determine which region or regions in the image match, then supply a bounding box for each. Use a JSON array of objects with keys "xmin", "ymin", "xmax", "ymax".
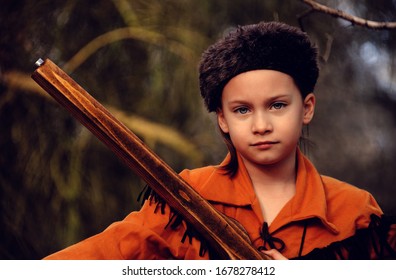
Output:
[
  {"xmin": 303, "ymin": 93, "xmax": 315, "ymax": 125},
  {"xmin": 217, "ymin": 109, "xmax": 229, "ymax": 133}
]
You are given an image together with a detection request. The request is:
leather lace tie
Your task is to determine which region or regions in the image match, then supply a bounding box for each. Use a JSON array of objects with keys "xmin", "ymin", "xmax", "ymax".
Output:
[{"xmin": 258, "ymin": 222, "xmax": 286, "ymax": 252}]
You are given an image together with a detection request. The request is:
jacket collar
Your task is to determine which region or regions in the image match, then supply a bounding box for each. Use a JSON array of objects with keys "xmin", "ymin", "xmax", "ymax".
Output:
[{"xmin": 199, "ymin": 149, "xmax": 339, "ymax": 234}]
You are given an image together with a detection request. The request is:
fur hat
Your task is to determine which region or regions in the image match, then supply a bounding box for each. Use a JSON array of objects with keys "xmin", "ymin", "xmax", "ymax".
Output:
[{"xmin": 199, "ymin": 21, "xmax": 319, "ymax": 112}]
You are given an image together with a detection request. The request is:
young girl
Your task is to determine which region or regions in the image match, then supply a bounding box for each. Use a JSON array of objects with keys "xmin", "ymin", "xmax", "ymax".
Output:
[{"xmin": 44, "ymin": 21, "xmax": 394, "ymax": 260}]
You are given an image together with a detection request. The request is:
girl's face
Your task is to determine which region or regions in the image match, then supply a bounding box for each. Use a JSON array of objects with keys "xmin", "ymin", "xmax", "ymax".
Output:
[{"xmin": 217, "ymin": 70, "xmax": 315, "ymax": 170}]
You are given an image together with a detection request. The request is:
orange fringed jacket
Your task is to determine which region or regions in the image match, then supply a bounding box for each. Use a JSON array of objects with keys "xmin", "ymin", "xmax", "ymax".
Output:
[{"xmin": 44, "ymin": 150, "xmax": 384, "ymax": 260}]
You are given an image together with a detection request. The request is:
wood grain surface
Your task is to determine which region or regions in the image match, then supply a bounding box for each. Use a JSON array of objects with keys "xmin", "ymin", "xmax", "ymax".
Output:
[{"xmin": 31, "ymin": 58, "xmax": 268, "ymax": 260}]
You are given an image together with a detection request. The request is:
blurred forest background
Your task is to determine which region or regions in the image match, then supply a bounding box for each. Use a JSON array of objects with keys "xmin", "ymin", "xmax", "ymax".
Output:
[{"xmin": 1, "ymin": 0, "xmax": 396, "ymax": 259}]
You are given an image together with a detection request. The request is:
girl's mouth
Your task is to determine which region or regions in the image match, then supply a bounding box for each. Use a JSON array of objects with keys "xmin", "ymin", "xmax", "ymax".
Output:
[{"xmin": 251, "ymin": 141, "xmax": 279, "ymax": 149}]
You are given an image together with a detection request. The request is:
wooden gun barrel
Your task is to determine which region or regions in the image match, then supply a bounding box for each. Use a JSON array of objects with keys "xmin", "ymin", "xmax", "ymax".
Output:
[{"xmin": 31, "ymin": 58, "xmax": 268, "ymax": 260}]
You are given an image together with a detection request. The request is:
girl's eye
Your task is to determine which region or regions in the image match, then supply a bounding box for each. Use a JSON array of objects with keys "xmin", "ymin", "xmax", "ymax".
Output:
[
  {"xmin": 271, "ymin": 102, "xmax": 286, "ymax": 110},
  {"xmin": 235, "ymin": 107, "xmax": 249, "ymax": 114}
]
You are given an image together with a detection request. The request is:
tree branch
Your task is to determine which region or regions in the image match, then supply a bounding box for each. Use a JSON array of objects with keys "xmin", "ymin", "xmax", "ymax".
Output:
[
  {"xmin": 301, "ymin": 0, "xmax": 396, "ymax": 29},
  {"xmin": 62, "ymin": 27, "xmax": 196, "ymax": 73},
  {"xmin": 2, "ymin": 71, "xmax": 203, "ymax": 165}
]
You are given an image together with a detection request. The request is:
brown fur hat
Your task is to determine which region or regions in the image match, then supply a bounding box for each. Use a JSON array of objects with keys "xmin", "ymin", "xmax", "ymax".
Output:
[{"xmin": 198, "ymin": 21, "xmax": 319, "ymax": 112}]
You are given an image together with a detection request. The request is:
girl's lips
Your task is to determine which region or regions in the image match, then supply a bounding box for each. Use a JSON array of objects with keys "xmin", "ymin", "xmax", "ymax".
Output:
[{"xmin": 251, "ymin": 141, "xmax": 279, "ymax": 149}]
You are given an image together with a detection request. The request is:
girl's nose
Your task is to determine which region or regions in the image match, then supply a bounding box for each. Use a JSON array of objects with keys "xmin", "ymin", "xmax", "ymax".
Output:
[{"xmin": 252, "ymin": 113, "xmax": 272, "ymax": 135}]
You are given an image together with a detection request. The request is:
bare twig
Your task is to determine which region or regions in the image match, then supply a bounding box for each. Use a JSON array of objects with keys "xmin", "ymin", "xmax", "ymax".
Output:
[
  {"xmin": 322, "ymin": 33, "xmax": 334, "ymax": 62},
  {"xmin": 301, "ymin": 0, "xmax": 396, "ymax": 29},
  {"xmin": 111, "ymin": 0, "xmax": 139, "ymax": 26}
]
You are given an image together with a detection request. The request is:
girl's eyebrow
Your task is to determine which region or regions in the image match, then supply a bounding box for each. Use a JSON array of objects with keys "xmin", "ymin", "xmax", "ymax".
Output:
[
  {"xmin": 267, "ymin": 94, "xmax": 291, "ymax": 101},
  {"xmin": 266, "ymin": 94, "xmax": 293, "ymax": 104},
  {"xmin": 226, "ymin": 99, "xmax": 250, "ymax": 105},
  {"xmin": 226, "ymin": 94, "xmax": 291, "ymax": 106}
]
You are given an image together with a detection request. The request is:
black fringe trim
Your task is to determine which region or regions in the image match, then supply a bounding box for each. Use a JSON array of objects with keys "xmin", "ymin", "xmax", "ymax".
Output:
[
  {"xmin": 137, "ymin": 185, "xmax": 210, "ymax": 258},
  {"xmin": 294, "ymin": 214, "xmax": 396, "ymax": 260}
]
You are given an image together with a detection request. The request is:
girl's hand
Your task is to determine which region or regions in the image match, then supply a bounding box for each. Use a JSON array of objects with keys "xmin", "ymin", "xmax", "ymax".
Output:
[{"xmin": 261, "ymin": 249, "xmax": 288, "ymax": 260}]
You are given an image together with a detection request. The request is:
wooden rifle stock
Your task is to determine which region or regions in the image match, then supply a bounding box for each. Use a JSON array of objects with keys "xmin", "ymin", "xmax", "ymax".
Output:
[{"xmin": 31, "ymin": 58, "xmax": 268, "ymax": 260}]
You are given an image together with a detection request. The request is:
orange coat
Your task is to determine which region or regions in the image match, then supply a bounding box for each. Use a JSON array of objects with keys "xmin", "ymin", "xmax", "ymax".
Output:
[{"xmin": 44, "ymin": 150, "xmax": 383, "ymax": 259}]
